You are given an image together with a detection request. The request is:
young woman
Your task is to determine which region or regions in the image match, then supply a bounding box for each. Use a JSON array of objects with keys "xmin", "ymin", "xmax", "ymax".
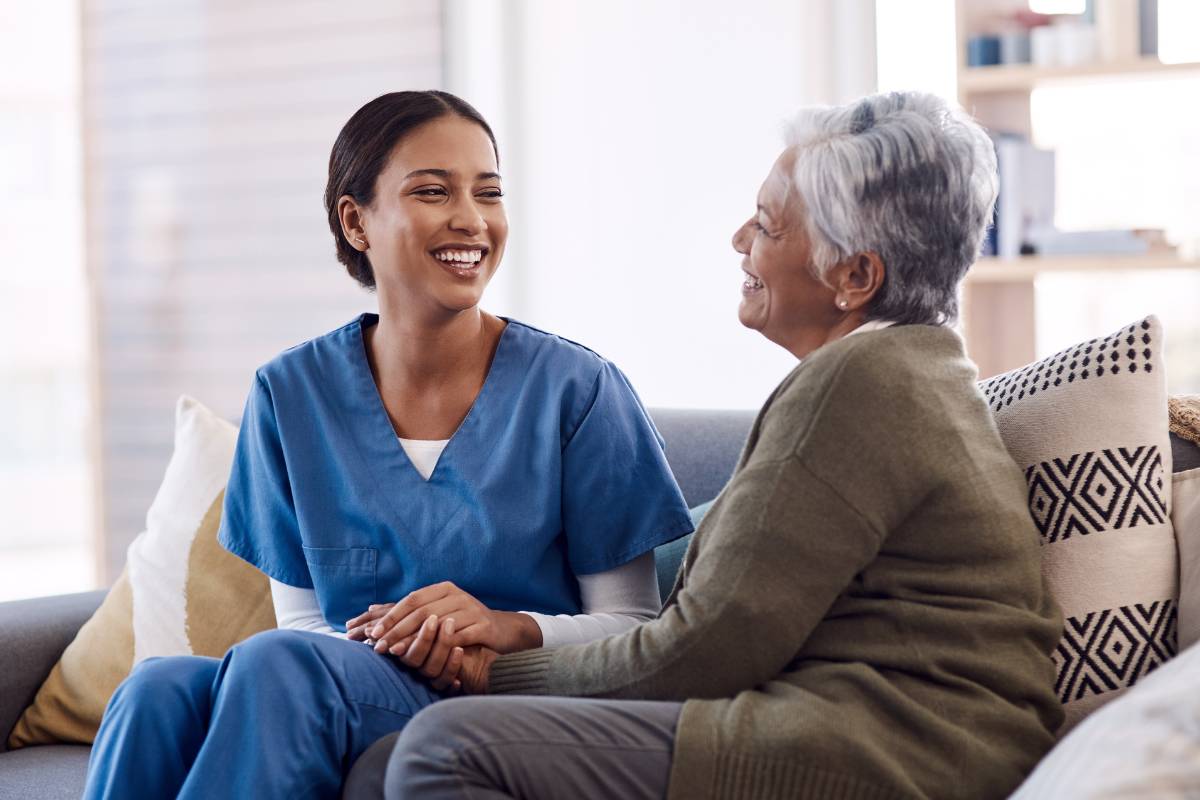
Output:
[{"xmin": 81, "ymin": 91, "xmax": 693, "ymax": 800}]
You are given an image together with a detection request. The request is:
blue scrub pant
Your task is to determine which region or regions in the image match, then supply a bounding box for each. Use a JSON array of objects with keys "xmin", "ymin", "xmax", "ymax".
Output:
[{"xmin": 82, "ymin": 629, "xmax": 441, "ymax": 800}]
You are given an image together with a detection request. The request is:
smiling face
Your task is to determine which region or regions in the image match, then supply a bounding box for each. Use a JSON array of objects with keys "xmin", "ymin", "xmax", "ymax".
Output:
[
  {"xmin": 732, "ymin": 149, "xmax": 842, "ymax": 357},
  {"xmin": 352, "ymin": 115, "xmax": 508, "ymax": 319}
]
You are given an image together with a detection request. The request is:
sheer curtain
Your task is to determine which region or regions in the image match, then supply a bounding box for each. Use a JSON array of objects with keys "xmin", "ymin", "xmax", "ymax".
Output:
[
  {"xmin": 82, "ymin": 0, "xmax": 443, "ymax": 581},
  {"xmin": 0, "ymin": 0, "xmax": 93, "ymax": 601}
]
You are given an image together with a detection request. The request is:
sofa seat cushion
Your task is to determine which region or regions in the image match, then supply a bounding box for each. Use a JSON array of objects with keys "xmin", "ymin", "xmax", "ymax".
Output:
[{"xmin": 0, "ymin": 745, "xmax": 91, "ymax": 799}]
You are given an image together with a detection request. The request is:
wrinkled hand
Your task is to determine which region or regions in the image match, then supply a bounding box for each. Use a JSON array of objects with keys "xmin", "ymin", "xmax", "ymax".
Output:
[
  {"xmin": 454, "ymin": 644, "xmax": 498, "ymax": 695},
  {"xmin": 344, "ymin": 581, "xmax": 540, "ymax": 656}
]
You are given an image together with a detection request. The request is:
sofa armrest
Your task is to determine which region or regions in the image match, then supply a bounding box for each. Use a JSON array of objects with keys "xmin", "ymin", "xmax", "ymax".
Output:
[{"xmin": 0, "ymin": 590, "xmax": 106, "ymax": 752}]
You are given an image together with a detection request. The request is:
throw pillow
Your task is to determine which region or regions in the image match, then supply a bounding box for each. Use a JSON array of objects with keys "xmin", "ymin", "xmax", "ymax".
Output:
[
  {"xmin": 978, "ymin": 315, "xmax": 1176, "ymax": 735},
  {"xmin": 1010, "ymin": 634, "xmax": 1200, "ymax": 798},
  {"xmin": 7, "ymin": 396, "xmax": 276, "ymax": 748},
  {"xmin": 654, "ymin": 501, "xmax": 712, "ymax": 602},
  {"xmin": 1173, "ymin": 468, "xmax": 1200, "ymax": 650}
]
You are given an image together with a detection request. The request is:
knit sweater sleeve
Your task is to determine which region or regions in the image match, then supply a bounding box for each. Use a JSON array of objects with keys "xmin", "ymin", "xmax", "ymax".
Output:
[{"xmin": 489, "ymin": 342, "xmax": 909, "ymax": 698}]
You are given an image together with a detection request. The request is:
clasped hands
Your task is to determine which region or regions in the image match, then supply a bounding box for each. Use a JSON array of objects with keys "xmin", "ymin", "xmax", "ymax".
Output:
[{"xmin": 346, "ymin": 581, "xmax": 525, "ymax": 694}]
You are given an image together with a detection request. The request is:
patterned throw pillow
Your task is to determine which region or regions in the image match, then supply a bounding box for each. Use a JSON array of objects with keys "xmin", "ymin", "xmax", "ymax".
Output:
[
  {"xmin": 979, "ymin": 316, "xmax": 1176, "ymax": 735},
  {"xmin": 7, "ymin": 396, "xmax": 277, "ymax": 748}
]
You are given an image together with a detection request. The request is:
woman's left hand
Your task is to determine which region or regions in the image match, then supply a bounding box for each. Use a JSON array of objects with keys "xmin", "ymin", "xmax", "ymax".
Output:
[{"xmin": 346, "ymin": 581, "xmax": 541, "ymax": 655}]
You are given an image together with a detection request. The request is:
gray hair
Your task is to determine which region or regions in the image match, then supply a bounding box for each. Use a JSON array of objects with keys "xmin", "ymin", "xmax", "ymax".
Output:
[{"xmin": 783, "ymin": 91, "xmax": 997, "ymax": 326}]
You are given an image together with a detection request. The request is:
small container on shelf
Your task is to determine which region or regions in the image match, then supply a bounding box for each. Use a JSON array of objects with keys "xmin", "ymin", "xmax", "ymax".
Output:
[{"xmin": 968, "ymin": 34, "xmax": 1002, "ymax": 67}]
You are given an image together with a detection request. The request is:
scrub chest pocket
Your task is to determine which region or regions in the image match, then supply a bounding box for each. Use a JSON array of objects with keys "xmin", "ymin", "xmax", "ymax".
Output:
[{"xmin": 302, "ymin": 546, "xmax": 378, "ymax": 629}]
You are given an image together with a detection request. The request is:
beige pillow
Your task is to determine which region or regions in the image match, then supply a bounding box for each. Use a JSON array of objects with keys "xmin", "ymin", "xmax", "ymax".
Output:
[
  {"xmin": 7, "ymin": 396, "xmax": 276, "ymax": 748},
  {"xmin": 979, "ymin": 316, "xmax": 1176, "ymax": 735},
  {"xmin": 1173, "ymin": 468, "xmax": 1200, "ymax": 650}
]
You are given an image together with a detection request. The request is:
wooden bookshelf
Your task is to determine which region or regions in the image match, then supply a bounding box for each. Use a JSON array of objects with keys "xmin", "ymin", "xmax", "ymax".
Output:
[
  {"xmin": 960, "ymin": 56, "xmax": 1200, "ymax": 94},
  {"xmin": 966, "ymin": 254, "xmax": 1200, "ymax": 283},
  {"xmin": 954, "ymin": 0, "xmax": 1200, "ymax": 378}
]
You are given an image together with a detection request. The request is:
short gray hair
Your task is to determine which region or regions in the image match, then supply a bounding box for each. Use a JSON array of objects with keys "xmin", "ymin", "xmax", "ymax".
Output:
[{"xmin": 783, "ymin": 91, "xmax": 997, "ymax": 326}]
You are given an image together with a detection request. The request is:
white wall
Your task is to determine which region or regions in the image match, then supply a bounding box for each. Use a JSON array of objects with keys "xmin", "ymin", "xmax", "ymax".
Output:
[{"xmin": 446, "ymin": 0, "xmax": 877, "ymax": 409}]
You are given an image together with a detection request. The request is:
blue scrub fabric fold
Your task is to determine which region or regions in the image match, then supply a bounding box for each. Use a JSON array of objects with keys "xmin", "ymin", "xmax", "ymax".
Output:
[{"xmin": 83, "ymin": 630, "xmax": 442, "ymax": 800}]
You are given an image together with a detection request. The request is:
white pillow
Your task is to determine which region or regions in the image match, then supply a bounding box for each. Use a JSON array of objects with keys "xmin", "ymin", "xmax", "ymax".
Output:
[
  {"xmin": 978, "ymin": 316, "xmax": 1176, "ymax": 735},
  {"xmin": 1011, "ymin": 633, "xmax": 1200, "ymax": 798}
]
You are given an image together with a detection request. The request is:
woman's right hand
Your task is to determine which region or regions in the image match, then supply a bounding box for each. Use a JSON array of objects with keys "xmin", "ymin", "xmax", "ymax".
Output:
[{"xmin": 345, "ymin": 603, "xmax": 396, "ymax": 643}]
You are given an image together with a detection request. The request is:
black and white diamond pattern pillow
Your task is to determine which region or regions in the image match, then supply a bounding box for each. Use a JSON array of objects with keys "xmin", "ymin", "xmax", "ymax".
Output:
[{"xmin": 979, "ymin": 316, "xmax": 1175, "ymax": 736}]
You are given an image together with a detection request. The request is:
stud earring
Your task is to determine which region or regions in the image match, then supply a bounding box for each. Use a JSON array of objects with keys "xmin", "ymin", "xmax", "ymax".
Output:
[
  {"xmin": 355, "ymin": 236, "xmax": 366, "ymax": 246},
  {"xmin": 837, "ymin": 298, "xmax": 849, "ymax": 309}
]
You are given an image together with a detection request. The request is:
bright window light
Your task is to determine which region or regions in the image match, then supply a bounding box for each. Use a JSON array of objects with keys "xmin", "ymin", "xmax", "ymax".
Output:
[
  {"xmin": 1028, "ymin": 0, "xmax": 1086, "ymax": 14},
  {"xmin": 875, "ymin": 0, "xmax": 957, "ymax": 102},
  {"xmin": 1030, "ymin": 77, "xmax": 1200, "ymax": 393},
  {"xmin": 1159, "ymin": 0, "xmax": 1200, "ymax": 65}
]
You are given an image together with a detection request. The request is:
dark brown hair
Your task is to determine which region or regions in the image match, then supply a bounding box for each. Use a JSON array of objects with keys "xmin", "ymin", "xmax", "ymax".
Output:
[{"xmin": 324, "ymin": 91, "xmax": 498, "ymax": 290}]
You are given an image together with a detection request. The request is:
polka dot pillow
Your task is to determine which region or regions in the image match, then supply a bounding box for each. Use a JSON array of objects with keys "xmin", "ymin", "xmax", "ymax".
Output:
[{"xmin": 979, "ymin": 316, "xmax": 1175, "ymax": 736}]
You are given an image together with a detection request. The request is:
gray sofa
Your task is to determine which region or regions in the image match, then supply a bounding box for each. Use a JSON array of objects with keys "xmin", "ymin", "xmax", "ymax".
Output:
[{"xmin": 1, "ymin": 409, "xmax": 1198, "ymax": 799}]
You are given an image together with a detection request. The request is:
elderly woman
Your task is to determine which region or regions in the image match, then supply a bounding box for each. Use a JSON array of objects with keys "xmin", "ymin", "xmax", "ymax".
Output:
[{"xmin": 370, "ymin": 91, "xmax": 1064, "ymax": 800}]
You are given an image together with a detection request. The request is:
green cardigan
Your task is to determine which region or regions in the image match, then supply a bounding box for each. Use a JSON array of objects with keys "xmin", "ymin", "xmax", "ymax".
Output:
[{"xmin": 490, "ymin": 325, "xmax": 1064, "ymax": 800}]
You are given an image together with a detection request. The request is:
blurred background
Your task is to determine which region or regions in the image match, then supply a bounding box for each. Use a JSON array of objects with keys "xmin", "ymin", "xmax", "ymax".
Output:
[{"xmin": 2, "ymin": 0, "xmax": 1198, "ymax": 600}]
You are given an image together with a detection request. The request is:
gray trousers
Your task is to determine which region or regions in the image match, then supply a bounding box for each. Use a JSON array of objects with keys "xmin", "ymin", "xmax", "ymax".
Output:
[{"xmin": 341, "ymin": 696, "xmax": 683, "ymax": 800}]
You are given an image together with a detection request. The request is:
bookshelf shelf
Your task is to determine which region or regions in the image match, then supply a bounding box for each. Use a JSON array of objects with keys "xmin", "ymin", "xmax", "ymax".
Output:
[
  {"xmin": 953, "ymin": 0, "xmax": 1196, "ymax": 379},
  {"xmin": 960, "ymin": 57, "xmax": 1200, "ymax": 94},
  {"xmin": 967, "ymin": 254, "xmax": 1200, "ymax": 283}
]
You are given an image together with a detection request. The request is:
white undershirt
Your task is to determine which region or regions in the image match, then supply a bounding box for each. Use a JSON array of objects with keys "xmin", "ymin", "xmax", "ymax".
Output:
[
  {"xmin": 847, "ymin": 319, "xmax": 898, "ymax": 337},
  {"xmin": 269, "ymin": 436, "xmax": 663, "ymax": 647}
]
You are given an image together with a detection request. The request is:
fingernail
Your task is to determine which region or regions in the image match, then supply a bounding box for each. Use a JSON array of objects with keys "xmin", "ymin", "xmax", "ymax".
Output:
[
  {"xmin": 444, "ymin": 617, "xmax": 455, "ymax": 631},
  {"xmin": 370, "ymin": 625, "xmax": 383, "ymax": 637},
  {"xmin": 390, "ymin": 642, "xmax": 404, "ymax": 654},
  {"xmin": 374, "ymin": 640, "xmax": 387, "ymax": 653}
]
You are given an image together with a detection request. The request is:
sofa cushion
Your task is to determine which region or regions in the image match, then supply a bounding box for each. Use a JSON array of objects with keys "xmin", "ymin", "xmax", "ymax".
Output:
[
  {"xmin": 978, "ymin": 315, "xmax": 1176, "ymax": 734},
  {"xmin": 649, "ymin": 409, "xmax": 755, "ymax": 507},
  {"xmin": 1172, "ymin": 432, "xmax": 1200, "ymax": 472},
  {"xmin": 655, "ymin": 501, "xmax": 712, "ymax": 602},
  {"xmin": 1174, "ymin": 468, "xmax": 1200, "ymax": 650},
  {"xmin": 0, "ymin": 744, "xmax": 91, "ymax": 800},
  {"xmin": 7, "ymin": 397, "xmax": 277, "ymax": 748}
]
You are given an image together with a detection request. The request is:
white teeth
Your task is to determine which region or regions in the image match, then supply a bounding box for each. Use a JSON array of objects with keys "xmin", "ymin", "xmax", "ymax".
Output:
[
  {"xmin": 435, "ymin": 249, "xmax": 483, "ymax": 264},
  {"xmin": 743, "ymin": 274, "xmax": 763, "ymax": 290}
]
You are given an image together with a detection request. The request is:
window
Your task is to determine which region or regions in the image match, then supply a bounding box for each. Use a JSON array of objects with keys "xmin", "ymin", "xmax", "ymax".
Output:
[{"xmin": 0, "ymin": 0, "xmax": 94, "ymax": 601}]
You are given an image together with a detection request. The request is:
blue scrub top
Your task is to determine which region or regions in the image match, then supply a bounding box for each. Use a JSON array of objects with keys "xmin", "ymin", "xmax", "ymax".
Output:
[{"xmin": 218, "ymin": 314, "xmax": 693, "ymax": 631}]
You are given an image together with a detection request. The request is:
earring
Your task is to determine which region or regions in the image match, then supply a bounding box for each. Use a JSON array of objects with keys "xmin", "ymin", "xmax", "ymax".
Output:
[
  {"xmin": 354, "ymin": 236, "xmax": 367, "ymax": 246},
  {"xmin": 837, "ymin": 298, "xmax": 849, "ymax": 309}
]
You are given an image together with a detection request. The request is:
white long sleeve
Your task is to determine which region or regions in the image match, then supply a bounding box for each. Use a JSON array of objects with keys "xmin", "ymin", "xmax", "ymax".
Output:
[
  {"xmin": 269, "ymin": 551, "xmax": 663, "ymax": 647},
  {"xmin": 521, "ymin": 551, "xmax": 662, "ymax": 648},
  {"xmin": 269, "ymin": 579, "xmax": 344, "ymax": 638}
]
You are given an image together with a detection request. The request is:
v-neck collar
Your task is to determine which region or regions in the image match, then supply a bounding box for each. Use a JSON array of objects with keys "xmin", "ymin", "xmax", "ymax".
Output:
[{"xmin": 350, "ymin": 313, "xmax": 513, "ymax": 484}]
